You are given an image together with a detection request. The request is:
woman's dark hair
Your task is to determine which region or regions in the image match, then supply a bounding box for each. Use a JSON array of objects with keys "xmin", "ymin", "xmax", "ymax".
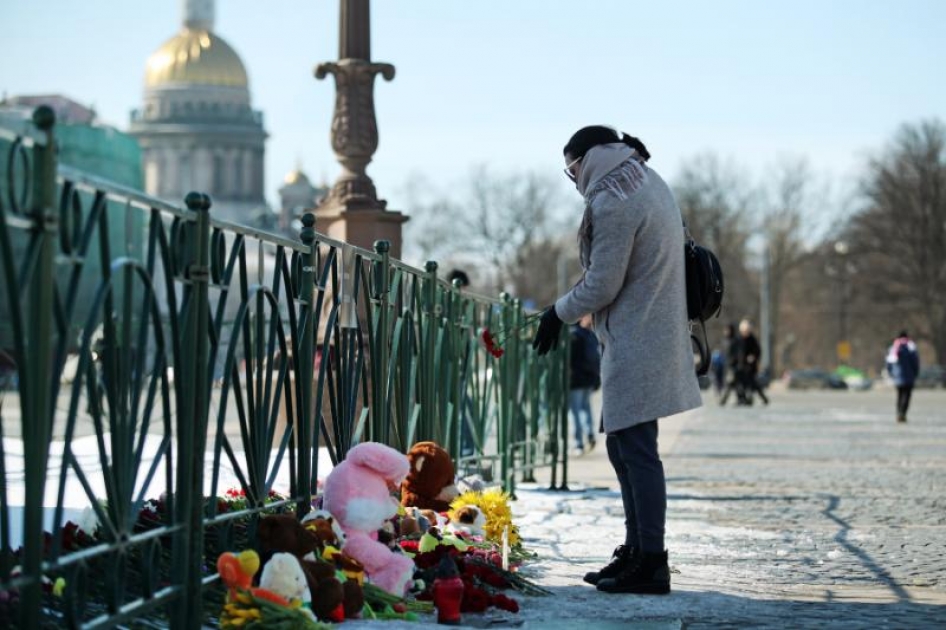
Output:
[{"xmin": 563, "ymin": 125, "xmax": 651, "ymax": 162}]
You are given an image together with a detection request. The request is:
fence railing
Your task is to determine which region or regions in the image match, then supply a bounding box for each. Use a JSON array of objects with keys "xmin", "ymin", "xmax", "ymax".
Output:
[{"xmin": 0, "ymin": 106, "xmax": 568, "ymax": 628}]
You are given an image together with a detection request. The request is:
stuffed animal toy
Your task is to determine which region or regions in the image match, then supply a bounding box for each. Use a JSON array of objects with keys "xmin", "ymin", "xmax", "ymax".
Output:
[
  {"xmin": 419, "ymin": 508, "xmax": 448, "ymax": 530},
  {"xmin": 259, "ymin": 552, "xmax": 312, "ymax": 608},
  {"xmin": 377, "ymin": 518, "xmax": 399, "ymax": 551},
  {"xmin": 217, "ymin": 550, "xmax": 330, "ymax": 629},
  {"xmin": 301, "ymin": 512, "xmax": 367, "ymax": 589},
  {"xmin": 418, "ymin": 526, "xmax": 468, "ymax": 554},
  {"xmin": 323, "ymin": 545, "xmax": 366, "ymax": 586},
  {"xmin": 257, "ymin": 513, "xmax": 364, "ymax": 621},
  {"xmin": 398, "ymin": 507, "xmax": 431, "ymax": 537},
  {"xmin": 302, "ymin": 509, "xmax": 346, "ymax": 551},
  {"xmin": 258, "ymin": 513, "xmax": 322, "ymax": 559},
  {"xmin": 322, "ymin": 442, "xmax": 415, "ymax": 596},
  {"xmin": 447, "ymin": 504, "xmax": 487, "ymax": 538},
  {"xmin": 216, "ymin": 550, "xmax": 290, "ymax": 606},
  {"xmin": 300, "ymin": 512, "xmax": 368, "ymax": 602},
  {"xmin": 400, "ymin": 441, "xmax": 459, "ymax": 513}
]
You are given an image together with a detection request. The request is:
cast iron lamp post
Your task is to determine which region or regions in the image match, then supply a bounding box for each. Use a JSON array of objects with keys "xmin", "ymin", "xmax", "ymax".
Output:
[
  {"xmin": 315, "ymin": 0, "xmax": 395, "ymax": 213},
  {"xmin": 312, "ymin": 0, "xmax": 406, "ymax": 258},
  {"xmin": 826, "ymin": 240, "xmax": 854, "ymax": 365}
]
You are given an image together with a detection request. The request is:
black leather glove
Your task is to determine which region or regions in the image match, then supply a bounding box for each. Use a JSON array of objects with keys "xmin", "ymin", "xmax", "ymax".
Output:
[{"xmin": 531, "ymin": 305, "xmax": 564, "ymax": 356}]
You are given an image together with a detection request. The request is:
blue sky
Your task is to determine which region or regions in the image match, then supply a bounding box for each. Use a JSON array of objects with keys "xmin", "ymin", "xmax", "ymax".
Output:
[{"xmin": 2, "ymin": 0, "xmax": 943, "ymax": 218}]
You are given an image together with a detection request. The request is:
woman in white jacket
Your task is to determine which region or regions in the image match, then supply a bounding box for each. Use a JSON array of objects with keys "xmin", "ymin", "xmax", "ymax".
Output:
[{"xmin": 533, "ymin": 125, "xmax": 702, "ymax": 594}]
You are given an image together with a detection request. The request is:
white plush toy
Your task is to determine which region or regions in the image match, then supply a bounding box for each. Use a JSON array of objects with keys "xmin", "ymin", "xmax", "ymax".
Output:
[
  {"xmin": 447, "ymin": 504, "xmax": 487, "ymax": 538},
  {"xmin": 259, "ymin": 552, "xmax": 312, "ymax": 607}
]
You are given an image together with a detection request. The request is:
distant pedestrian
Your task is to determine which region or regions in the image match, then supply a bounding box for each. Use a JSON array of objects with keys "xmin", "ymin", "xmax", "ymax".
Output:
[
  {"xmin": 569, "ymin": 314, "xmax": 601, "ymax": 455},
  {"xmin": 710, "ymin": 347, "xmax": 725, "ymax": 396},
  {"xmin": 532, "ymin": 125, "xmax": 701, "ymax": 595},
  {"xmin": 736, "ymin": 319, "xmax": 768, "ymax": 406},
  {"xmin": 718, "ymin": 323, "xmax": 745, "ymax": 405},
  {"xmin": 886, "ymin": 330, "xmax": 920, "ymax": 423}
]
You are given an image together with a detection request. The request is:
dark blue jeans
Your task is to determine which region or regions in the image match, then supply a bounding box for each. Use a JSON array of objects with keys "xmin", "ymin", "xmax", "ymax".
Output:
[{"xmin": 605, "ymin": 420, "xmax": 666, "ymax": 553}]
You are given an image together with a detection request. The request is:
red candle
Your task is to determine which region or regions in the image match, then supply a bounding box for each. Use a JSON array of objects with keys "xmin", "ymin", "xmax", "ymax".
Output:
[{"xmin": 432, "ymin": 556, "xmax": 464, "ymax": 625}]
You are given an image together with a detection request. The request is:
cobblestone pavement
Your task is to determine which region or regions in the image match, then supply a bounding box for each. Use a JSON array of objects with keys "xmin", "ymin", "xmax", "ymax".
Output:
[{"xmin": 506, "ymin": 387, "xmax": 946, "ymax": 629}]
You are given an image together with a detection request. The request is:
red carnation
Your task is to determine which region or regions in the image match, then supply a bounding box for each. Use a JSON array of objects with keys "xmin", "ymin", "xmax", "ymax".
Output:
[
  {"xmin": 492, "ymin": 593, "xmax": 520, "ymax": 613},
  {"xmin": 479, "ymin": 312, "xmax": 545, "ymax": 359},
  {"xmin": 461, "ymin": 583, "xmax": 491, "ymax": 612},
  {"xmin": 480, "ymin": 329, "xmax": 504, "ymax": 358}
]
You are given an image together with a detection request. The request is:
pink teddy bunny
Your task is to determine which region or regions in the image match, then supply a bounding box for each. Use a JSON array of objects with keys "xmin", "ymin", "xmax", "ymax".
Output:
[{"xmin": 322, "ymin": 442, "xmax": 415, "ymax": 596}]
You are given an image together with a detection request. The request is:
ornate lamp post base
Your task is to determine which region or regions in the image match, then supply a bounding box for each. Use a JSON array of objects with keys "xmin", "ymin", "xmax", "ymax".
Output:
[
  {"xmin": 316, "ymin": 206, "xmax": 407, "ymax": 259},
  {"xmin": 313, "ymin": 1, "xmax": 407, "ymax": 257}
]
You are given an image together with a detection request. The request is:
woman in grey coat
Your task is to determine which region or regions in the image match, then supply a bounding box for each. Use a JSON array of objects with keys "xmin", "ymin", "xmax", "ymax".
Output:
[{"xmin": 532, "ymin": 126, "xmax": 702, "ymax": 594}]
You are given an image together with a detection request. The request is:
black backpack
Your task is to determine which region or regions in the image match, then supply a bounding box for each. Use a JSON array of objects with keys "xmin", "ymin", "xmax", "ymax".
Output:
[{"xmin": 684, "ymin": 224, "xmax": 724, "ymax": 375}]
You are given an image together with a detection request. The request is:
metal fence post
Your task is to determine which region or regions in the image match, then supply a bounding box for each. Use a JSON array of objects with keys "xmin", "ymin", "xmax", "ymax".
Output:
[
  {"xmin": 421, "ymin": 260, "xmax": 439, "ymax": 443},
  {"xmin": 15, "ymin": 104, "xmax": 58, "ymax": 629},
  {"xmin": 372, "ymin": 240, "xmax": 391, "ymax": 444},
  {"xmin": 297, "ymin": 213, "xmax": 318, "ymax": 512},
  {"xmin": 171, "ymin": 192, "xmax": 212, "ymax": 629},
  {"xmin": 511, "ymin": 299, "xmax": 537, "ymax": 484},
  {"xmin": 498, "ymin": 293, "xmax": 513, "ymax": 496},
  {"xmin": 445, "ymin": 278, "xmax": 463, "ymax": 460},
  {"xmin": 558, "ymin": 338, "xmax": 570, "ymax": 489}
]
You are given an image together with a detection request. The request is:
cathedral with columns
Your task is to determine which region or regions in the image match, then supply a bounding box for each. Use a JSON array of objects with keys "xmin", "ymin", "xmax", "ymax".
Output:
[
  {"xmin": 129, "ymin": 0, "xmax": 325, "ymax": 229},
  {"xmin": 129, "ymin": 0, "xmax": 403, "ymax": 254}
]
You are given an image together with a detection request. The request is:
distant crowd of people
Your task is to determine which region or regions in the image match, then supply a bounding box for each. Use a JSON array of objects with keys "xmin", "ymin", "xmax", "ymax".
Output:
[{"xmin": 707, "ymin": 321, "xmax": 922, "ymax": 423}]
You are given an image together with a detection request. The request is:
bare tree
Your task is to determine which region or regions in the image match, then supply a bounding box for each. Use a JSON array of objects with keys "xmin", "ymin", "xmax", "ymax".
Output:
[
  {"xmin": 844, "ymin": 119, "xmax": 946, "ymax": 366},
  {"xmin": 463, "ymin": 166, "xmax": 567, "ymax": 293},
  {"xmin": 758, "ymin": 158, "xmax": 827, "ymax": 372},
  {"xmin": 401, "ymin": 166, "xmax": 571, "ymax": 299},
  {"xmin": 399, "ymin": 173, "xmax": 463, "ymax": 266},
  {"xmin": 506, "ymin": 235, "xmax": 580, "ymax": 308}
]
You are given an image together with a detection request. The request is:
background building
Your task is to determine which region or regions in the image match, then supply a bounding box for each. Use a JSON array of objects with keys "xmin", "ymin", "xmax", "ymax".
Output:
[
  {"xmin": 278, "ymin": 166, "xmax": 328, "ymax": 233},
  {"xmin": 129, "ymin": 0, "xmax": 270, "ymax": 226},
  {"xmin": 1, "ymin": 94, "xmax": 143, "ymax": 189},
  {"xmin": 0, "ymin": 94, "xmax": 145, "ymax": 355}
]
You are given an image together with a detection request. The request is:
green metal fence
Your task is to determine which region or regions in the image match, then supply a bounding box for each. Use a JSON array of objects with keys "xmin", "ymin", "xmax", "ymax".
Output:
[{"xmin": 0, "ymin": 107, "xmax": 568, "ymax": 628}]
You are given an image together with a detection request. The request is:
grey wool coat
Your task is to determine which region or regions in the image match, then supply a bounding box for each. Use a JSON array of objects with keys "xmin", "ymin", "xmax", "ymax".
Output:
[{"xmin": 555, "ymin": 166, "xmax": 702, "ymax": 434}]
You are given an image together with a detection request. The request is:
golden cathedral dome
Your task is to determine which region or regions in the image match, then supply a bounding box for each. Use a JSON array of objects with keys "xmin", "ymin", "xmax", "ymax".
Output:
[
  {"xmin": 145, "ymin": 28, "xmax": 248, "ymax": 88},
  {"xmin": 283, "ymin": 169, "xmax": 312, "ymax": 186}
]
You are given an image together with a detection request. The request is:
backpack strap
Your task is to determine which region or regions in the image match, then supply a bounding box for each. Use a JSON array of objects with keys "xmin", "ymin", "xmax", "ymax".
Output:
[
  {"xmin": 684, "ymin": 218, "xmax": 711, "ymax": 379},
  {"xmin": 691, "ymin": 320, "xmax": 710, "ymax": 377}
]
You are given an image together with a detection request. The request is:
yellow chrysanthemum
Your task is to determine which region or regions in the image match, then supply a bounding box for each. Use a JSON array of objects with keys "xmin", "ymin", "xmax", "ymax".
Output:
[{"xmin": 449, "ymin": 487, "xmax": 520, "ymax": 547}]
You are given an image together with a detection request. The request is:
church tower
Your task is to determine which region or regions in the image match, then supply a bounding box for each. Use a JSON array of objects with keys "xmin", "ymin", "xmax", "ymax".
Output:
[{"xmin": 130, "ymin": 0, "xmax": 268, "ymax": 224}]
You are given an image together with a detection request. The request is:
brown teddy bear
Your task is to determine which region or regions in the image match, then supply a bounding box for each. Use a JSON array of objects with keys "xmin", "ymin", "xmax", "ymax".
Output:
[
  {"xmin": 303, "ymin": 511, "xmax": 366, "ymax": 586},
  {"xmin": 301, "ymin": 510, "xmax": 346, "ymax": 550},
  {"xmin": 400, "ymin": 441, "xmax": 459, "ymax": 513},
  {"xmin": 257, "ymin": 513, "xmax": 364, "ymax": 621}
]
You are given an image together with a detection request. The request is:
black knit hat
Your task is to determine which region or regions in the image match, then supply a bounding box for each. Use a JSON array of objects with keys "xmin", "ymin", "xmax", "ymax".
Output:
[{"xmin": 563, "ymin": 125, "xmax": 651, "ymax": 162}]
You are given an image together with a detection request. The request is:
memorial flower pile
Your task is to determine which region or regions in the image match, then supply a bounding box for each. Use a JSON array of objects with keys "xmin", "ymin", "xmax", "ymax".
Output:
[{"xmin": 393, "ymin": 485, "xmax": 548, "ymax": 617}]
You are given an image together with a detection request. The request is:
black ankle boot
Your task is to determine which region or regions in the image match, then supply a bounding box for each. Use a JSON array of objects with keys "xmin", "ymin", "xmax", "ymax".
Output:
[
  {"xmin": 583, "ymin": 545, "xmax": 637, "ymax": 585},
  {"xmin": 596, "ymin": 550, "xmax": 670, "ymax": 594}
]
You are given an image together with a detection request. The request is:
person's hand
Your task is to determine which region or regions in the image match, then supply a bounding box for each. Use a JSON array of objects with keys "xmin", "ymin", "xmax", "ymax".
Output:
[{"xmin": 531, "ymin": 305, "xmax": 563, "ymax": 355}]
